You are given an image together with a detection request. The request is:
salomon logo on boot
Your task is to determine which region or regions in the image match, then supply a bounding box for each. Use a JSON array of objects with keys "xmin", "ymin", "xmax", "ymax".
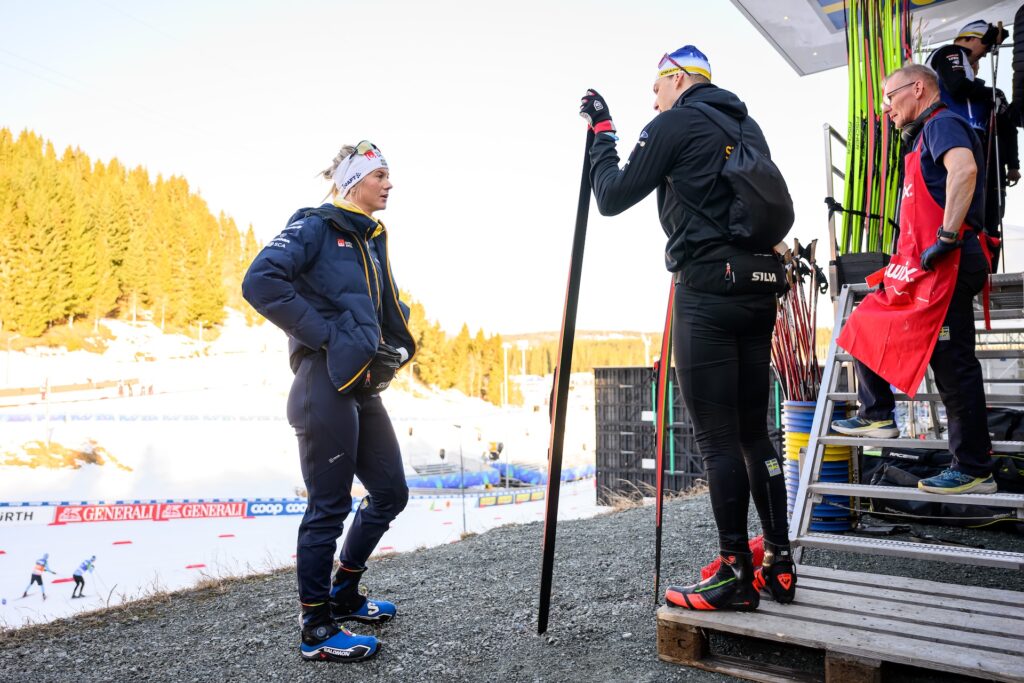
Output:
[{"xmin": 300, "ymin": 604, "xmax": 379, "ymax": 663}]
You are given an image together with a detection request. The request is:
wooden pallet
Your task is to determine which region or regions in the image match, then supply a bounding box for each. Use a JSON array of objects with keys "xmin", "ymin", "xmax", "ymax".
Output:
[{"xmin": 657, "ymin": 565, "xmax": 1024, "ymax": 682}]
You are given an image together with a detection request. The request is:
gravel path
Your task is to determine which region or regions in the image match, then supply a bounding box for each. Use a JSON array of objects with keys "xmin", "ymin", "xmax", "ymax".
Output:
[{"xmin": 1, "ymin": 493, "xmax": 1022, "ymax": 683}]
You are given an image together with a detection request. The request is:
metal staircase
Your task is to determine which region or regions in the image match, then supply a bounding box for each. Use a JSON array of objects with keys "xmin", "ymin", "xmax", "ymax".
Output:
[{"xmin": 791, "ymin": 272, "xmax": 1024, "ymax": 570}]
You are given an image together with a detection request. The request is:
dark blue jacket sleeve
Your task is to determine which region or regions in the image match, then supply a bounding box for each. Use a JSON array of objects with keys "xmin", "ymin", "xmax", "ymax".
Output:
[
  {"xmin": 589, "ymin": 115, "xmax": 680, "ymax": 216},
  {"xmin": 241, "ymin": 218, "xmax": 331, "ymax": 352}
]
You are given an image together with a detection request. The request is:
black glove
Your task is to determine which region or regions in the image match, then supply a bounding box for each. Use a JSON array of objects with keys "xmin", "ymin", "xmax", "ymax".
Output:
[
  {"xmin": 995, "ymin": 88, "xmax": 1010, "ymax": 116},
  {"xmin": 358, "ymin": 341, "xmax": 403, "ymax": 394},
  {"xmin": 982, "ymin": 23, "xmax": 1009, "ymax": 48},
  {"xmin": 579, "ymin": 89, "xmax": 616, "ymax": 134},
  {"xmin": 920, "ymin": 238, "xmax": 960, "ymax": 271}
]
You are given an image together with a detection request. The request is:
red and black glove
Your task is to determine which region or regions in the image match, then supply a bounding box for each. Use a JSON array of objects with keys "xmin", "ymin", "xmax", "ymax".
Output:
[{"xmin": 579, "ymin": 89, "xmax": 616, "ymax": 134}]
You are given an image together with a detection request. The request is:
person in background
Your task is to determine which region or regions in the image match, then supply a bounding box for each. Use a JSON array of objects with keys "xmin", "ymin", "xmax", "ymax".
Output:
[
  {"xmin": 928, "ymin": 19, "xmax": 1016, "ymax": 268},
  {"xmin": 71, "ymin": 555, "xmax": 96, "ymax": 598},
  {"xmin": 242, "ymin": 140, "xmax": 416, "ymax": 663},
  {"xmin": 579, "ymin": 45, "xmax": 794, "ymax": 611},
  {"xmin": 22, "ymin": 552, "xmax": 56, "ymax": 600}
]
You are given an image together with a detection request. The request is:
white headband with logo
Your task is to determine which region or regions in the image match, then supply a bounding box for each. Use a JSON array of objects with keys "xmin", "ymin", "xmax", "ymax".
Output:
[{"xmin": 333, "ymin": 141, "xmax": 388, "ymax": 198}]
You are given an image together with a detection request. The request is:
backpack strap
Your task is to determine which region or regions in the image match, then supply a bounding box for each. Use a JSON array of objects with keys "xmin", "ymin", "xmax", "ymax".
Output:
[{"xmin": 665, "ymin": 101, "xmax": 745, "ymax": 246}]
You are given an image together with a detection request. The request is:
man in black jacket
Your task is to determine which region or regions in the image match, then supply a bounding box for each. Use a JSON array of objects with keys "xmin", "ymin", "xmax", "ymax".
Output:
[
  {"xmin": 928, "ymin": 20, "xmax": 1016, "ymax": 268},
  {"xmin": 579, "ymin": 46, "xmax": 795, "ymax": 611}
]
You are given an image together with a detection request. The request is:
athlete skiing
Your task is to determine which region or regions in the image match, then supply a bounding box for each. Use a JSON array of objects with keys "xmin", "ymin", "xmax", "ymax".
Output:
[
  {"xmin": 22, "ymin": 553, "xmax": 56, "ymax": 600},
  {"xmin": 242, "ymin": 140, "xmax": 415, "ymax": 663},
  {"xmin": 579, "ymin": 45, "xmax": 795, "ymax": 611},
  {"xmin": 928, "ymin": 19, "xmax": 1016, "ymax": 268},
  {"xmin": 833, "ymin": 64, "xmax": 996, "ymax": 495},
  {"xmin": 71, "ymin": 555, "xmax": 95, "ymax": 598}
]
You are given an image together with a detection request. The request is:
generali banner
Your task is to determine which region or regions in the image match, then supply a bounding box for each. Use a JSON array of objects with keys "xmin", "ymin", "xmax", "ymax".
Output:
[{"xmin": 52, "ymin": 501, "xmax": 247, "ymax": 525}]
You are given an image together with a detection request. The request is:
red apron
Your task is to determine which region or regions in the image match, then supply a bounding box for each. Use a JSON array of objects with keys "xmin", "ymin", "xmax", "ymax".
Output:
[{"xmin": 837, "ymin": 128, "xmax": 967, "ymax": 398}]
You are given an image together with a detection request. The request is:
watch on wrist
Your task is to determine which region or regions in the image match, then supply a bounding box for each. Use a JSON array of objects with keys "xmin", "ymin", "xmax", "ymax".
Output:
[{"xmin": 936, "ymin": 226, "xmax": 959, "ymax": 241}]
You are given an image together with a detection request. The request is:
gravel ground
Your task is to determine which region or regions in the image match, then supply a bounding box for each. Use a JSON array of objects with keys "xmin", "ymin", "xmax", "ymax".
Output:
[{"xmin": 1, "ymin": 493, "xmax": 1022, "ymax": 683}]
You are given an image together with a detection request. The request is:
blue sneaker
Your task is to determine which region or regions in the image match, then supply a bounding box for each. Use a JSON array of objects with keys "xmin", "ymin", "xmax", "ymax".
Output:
[
  {"xmin": 300, "ymin": 604, "xmax": 379, "ymax": 663},
  {"xmin": 331, "ymin": 596, "xmax": 397, "ymax": 624},
  {"xmin": 918, "ymin": 469, "xmax": 997, "ymax": 494},
  {"xmin": 831, "ymin": 416, "xmax": 899, "ymax": 438},
  {"xmin": 329, "ymin": 565, "xmax": 396, "ymax": 624}
]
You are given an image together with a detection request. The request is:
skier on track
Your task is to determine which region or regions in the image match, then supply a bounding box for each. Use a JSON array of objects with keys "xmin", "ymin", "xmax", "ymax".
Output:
[
  {"xmin": 71, "ymin": 555, "xmax": 95, "ymax": 598},
  {"xmin": 22, "ymin": 553, "xmax": 56, "ymax": 600},
  {"xmin": 578, "ymin": 45, "xmax": 795, "ymax": 611},
  {"xmin": 242, "ymin": 140, "xmax": 416, "ymax": 663}
]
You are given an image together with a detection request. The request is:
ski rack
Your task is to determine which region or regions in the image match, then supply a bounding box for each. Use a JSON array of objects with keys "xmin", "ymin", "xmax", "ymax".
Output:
[{"xmin": 792, "ymin": 272, "xmax": 1024, "ymax": 569}]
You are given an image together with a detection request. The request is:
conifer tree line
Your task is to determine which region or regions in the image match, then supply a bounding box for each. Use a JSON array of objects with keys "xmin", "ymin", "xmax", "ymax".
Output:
[
  {"xmin": 402, "ymin": 296, "xmax": 658, "ymax": 406},
  {"xmin": 0, "ymin": 128, "xmax": 258, "ymax": 338}
]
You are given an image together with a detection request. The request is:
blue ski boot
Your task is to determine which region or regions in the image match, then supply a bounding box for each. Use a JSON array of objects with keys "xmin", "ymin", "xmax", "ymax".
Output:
[
  {"xmin": 300, "ymin": 602, "xmax": 379, "ymax": 663},
  {"xmin": 329, "ymin": 564, "xmax": 397, "ymax": 624}
]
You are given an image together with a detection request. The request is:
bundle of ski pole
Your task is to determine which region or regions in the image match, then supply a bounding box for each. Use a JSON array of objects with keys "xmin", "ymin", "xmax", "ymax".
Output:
[
  {"xmin": 840, "ymin": 0, "xmax": 913, "ymax": 255},
  {"xmin": 771, "ymin": 239, "xmax": 826, "ymax": 402}
]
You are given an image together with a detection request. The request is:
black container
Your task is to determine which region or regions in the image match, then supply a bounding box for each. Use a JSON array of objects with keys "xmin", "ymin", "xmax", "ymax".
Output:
[
  {"xmin": 832, "ymin": 251, "xmax": 891, "ymax": 292},
  {"xmin": 594, "ymin": 366, "xmax": 783, "ymax": 505}
]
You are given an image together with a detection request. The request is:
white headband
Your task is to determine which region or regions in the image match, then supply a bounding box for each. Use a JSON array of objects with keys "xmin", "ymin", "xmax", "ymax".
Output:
[{"xmin": 333, "ymin": 141, "xmax": 388, "ymax": 197}]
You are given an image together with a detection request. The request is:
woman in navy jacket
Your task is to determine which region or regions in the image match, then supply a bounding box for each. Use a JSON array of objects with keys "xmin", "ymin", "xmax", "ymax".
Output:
[{"xmin": 242, "ymin": 140, "xmax": 416, "ymax": 663}]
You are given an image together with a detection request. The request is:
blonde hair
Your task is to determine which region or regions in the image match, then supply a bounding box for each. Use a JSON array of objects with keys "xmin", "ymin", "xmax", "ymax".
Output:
[
  {"xmin": 319, "ymin": 144, "xmax": 355, "ymax": 200},
  {"xmin": 320, "ymin": 144, "xmax": 356, "ymax": 183}
]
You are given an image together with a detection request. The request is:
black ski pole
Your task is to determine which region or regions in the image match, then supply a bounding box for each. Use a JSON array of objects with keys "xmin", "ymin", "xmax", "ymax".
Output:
[
  {"xmin": 537, "ymin": 128, "xmax": 594, "ymax": 635},
  {"xmin": 653, "ymin": 278, "xmax": 676, "ymax": 604}
]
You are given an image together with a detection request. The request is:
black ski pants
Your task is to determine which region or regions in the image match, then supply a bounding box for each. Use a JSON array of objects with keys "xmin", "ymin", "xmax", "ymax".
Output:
[
  {"xmin": 855, "ymin": 248, "xmax": 993, "ymax": 477},
  {"xmin": 672, "ymin": 282, "xmax": 789, "ymax": 554},
  {"xmin": 288, "ymin": 352, "xmax": 408, "ymax": 604}
]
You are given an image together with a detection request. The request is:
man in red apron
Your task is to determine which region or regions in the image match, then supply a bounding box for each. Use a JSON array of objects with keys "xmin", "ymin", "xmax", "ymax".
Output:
[{"xmin": 833, "ymin": 64, "xmax": 997, "ymax": 495}]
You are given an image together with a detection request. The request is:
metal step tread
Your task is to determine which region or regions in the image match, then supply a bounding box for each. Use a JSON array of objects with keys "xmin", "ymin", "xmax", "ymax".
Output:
[
  {"xmin": 827, "ymin": 391, "xmax": 1024, "ymax": 404},
  {"xmin": 807, "ymin": 482, "xmax": 1024, "ymax": 509},
  {"xmin": 816, "ymin": 435, "xmax": 1024, "ymax": 452},
  {"xmin": 794, "ymin": 533, "xmax": 1024, "ymax": 569},
  {"xmin": 836, "ymin": 350, "xmax": 1024, "ymax": 362}
]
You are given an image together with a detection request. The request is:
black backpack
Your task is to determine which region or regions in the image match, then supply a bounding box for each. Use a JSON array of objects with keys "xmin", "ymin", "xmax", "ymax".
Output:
[{"xmin": 683, "ymin": 101, "xmax": 794, "ymax": 252}]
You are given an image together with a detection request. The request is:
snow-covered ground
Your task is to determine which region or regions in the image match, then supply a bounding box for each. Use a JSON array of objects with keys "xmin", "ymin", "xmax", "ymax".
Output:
[{"xmin": 0, "ymin": 314, "xmax": 602, "ymax": 627}]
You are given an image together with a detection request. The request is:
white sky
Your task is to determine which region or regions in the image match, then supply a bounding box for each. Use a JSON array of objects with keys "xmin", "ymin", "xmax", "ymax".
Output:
[{"xmin": 2, "ymin": 1, "xmax": 1020, "ymax": 335}]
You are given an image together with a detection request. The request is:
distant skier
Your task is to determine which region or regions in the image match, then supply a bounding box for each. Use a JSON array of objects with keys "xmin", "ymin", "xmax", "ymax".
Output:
[
  {"xmin": 71, "ymin": 555, "xmax": 96, "ymax": 598},
  {"xmin": 22, "ymin": 553, "xmax": 56, "ymax": 600},
  {"xmin": 243, "ymin": 140, "xmax": 416, "ymax": 663}
]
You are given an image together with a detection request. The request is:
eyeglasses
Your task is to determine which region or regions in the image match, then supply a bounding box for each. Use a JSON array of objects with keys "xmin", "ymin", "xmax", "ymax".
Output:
[
  {"xmin": 882, "ymin": 81, "xmax": 915, "ymax": 106},
  {"xmin": 350, "ymin": 140, "xmax": 381, "ymax": 160},
  {"xmin": 658, "ymin": 53, "xmax": 685, "ymax": 77}
]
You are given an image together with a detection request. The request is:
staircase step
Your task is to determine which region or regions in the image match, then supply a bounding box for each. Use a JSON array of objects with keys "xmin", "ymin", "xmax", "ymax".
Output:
[
  {"xmin": 794, "ymin": 533, "xmax": 1024, "ymax": 569},
  {"xmin": 827, "ymin": 392, "xmax": 1024, "ymax": 404},
  {"xmin": 837, "ymin": 350, "xmax": 1024, "ymax": 363},
  {"xmin": 816, "ymin": 435, "xmax": 1024, "ymax": 452},
  {"xmin": 807, "ymin": 482, "xmax": 1024, "ymax": 510}
]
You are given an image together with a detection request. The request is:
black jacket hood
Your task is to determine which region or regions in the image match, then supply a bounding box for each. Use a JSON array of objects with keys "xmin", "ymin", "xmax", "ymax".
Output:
[{"xmin": 674, "ymin": 83, "xmax": 748, "ymax": 121}]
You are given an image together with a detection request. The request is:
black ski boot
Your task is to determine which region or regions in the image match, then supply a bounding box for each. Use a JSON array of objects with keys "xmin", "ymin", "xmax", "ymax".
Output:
[
  {"xmin": 299, "ymin": 602, "xmax": 379, "ymax": 663},
  {"xmin": 753, "ymin": 540, "xmax": 797, "ymax": 603},
  {"xmin": 329, "ymin": 564, "xmax": 396, "ymax": 624},
  {"xmin": 665, "ymin": 551, "xmax": 759, "ymax": 611}
]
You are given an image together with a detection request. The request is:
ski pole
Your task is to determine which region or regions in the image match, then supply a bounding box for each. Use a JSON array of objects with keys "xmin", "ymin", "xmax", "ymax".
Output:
[
  {"xmin": 653, "ymin": 278, "xmax": 676, "ymax": 605},
  {"xmin": 538, "ymin": 128, "xmax": 593, "ymax": 635}
]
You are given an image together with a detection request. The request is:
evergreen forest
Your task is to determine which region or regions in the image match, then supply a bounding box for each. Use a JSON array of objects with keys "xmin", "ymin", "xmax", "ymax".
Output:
[{"xmin": 0, "ymin": 129, "xmax": 656, "ymax": 406}]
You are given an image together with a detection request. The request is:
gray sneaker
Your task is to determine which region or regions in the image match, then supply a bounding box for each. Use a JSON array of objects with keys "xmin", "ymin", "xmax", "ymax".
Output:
[{"xmin": 831, "ymin": 416, "xmax": 899, "ymax": 438}]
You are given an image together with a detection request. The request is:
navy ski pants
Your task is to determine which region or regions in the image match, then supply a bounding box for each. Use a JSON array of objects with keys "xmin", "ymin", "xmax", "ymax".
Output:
[
  {"xmin": 288, "ymin": 352, "xmax": 408, "ymax": 604},
  {"xmin": 855, "ymin": 248, "xmax": 993, "ymax": 477},
  {"xmin": 672, "ymin": 283, "xmax": 790, "ymax": 554}
]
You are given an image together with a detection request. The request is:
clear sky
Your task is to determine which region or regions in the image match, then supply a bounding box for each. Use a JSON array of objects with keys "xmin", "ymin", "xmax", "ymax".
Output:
[{"xmin": 1, "ymin": 1, "xmax": 1019, "ymax": 335}]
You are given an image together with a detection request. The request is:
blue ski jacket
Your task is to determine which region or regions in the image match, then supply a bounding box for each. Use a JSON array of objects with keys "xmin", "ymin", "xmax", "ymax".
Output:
[{"xmin": 242, "ymin": 202, "xmax": 416, "ymax": 393}]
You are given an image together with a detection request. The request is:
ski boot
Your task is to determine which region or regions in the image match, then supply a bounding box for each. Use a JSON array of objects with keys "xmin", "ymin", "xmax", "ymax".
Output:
[
  {"xmin": 665, "ymin": 551, "xmax": 759, "ymax": 611},
  {"xmin": 299, "ymin": 602, "xmax": 378, "ymax": 663},
  {"xmin": 753, "ymin": 540, "xmax": 797, "ymax": 604},
  {"xmin": 329, "ymin": 564, "xmax": 396, "ymax": 624}
]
